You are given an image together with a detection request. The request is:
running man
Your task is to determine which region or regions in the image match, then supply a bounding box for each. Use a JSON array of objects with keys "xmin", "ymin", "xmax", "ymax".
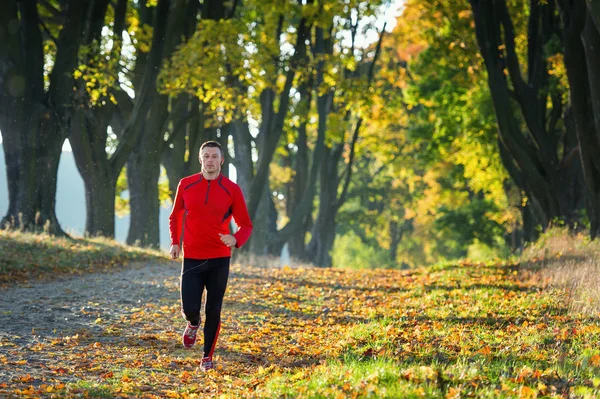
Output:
[{"xmin": 168, "ymin": 141, "xmax": 253, "ymax": 371}]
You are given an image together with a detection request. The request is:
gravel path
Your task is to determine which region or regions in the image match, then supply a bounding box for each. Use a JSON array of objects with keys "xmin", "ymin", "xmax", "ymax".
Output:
[{"xmin": 0, "ymin": 261, "xmax": 181, "ymax": 383}]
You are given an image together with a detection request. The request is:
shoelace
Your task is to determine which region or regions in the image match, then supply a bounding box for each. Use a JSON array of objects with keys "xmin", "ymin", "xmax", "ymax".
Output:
[{"xmin": 185, "ymin": 325, "xmax": 198, "ymax": 338}]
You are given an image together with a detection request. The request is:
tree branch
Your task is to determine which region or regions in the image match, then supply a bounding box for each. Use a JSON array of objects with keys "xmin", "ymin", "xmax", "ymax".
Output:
[
  {"xmin": 40, "ymin": 0, "xmax": 61, "ymax": 17},
  {"xmin": 248, "ymin": 11, "xmax": 312, "ymax": 219},
  {"xmin": 496, "ymin": 0, "xmax": 528, "ymax": 100},
  {"xmin": 109, "ymin": 0, "xmax": 171, "ymax": 173},
  {"xmin": 336, "ymin": 22, "xmax": 387, "ymax": 210},
  {"xmin": 39, "ymin": 20, "xmax": 58, "ymax": 42}
]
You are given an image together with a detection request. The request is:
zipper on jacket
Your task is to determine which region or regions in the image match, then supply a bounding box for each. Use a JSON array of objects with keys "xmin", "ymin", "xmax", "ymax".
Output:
[{"xmin": 205, "ymin": 181, "xmax": 211, "ymax": 204}]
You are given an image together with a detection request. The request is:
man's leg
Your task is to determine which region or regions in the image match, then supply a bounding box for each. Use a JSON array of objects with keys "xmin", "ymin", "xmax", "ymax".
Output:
[
  {"xmin": 180, "ymin": 258, "xmax": 206, "ymax": 347},
  {"xmin": 202, "ymin": 257, "xmax": 230, "ymax": 360}
]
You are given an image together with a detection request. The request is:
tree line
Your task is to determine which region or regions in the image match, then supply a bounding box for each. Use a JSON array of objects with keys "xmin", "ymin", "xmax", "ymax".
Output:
[{"xmin": 1, "ymin": 0, "xmax": 599, "ymax": 267}]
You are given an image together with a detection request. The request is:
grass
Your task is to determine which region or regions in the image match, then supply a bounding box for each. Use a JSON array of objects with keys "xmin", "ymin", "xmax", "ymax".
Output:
[
  {"xmin": 1, "ymin": 229, "xmax": 599, "ymax": 398},
  {"xmin": 0, "ymin": 229, "xmax": 167, "ymax": 286}
]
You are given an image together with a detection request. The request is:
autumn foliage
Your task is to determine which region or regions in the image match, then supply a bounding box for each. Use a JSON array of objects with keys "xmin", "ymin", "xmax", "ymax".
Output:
[{"xmin": 1, "ymin": 232, "xmax": 599, "ymax": 398}]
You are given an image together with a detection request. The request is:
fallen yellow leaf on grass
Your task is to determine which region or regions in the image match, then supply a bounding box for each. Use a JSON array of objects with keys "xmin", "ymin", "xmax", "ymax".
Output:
[
  {"xmin": 180, "ymin": 371, "xmax": 191, "ymax": 382},
  {"xmin": 446, "ymin": 387, "xmax": 461, "ymax": 399},
  {"xmin": 518, "ymin": 385, "xmax": 536, "ymax": 399}
]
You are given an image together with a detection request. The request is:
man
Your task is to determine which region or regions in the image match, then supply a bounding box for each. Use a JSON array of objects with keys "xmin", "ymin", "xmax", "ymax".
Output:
[{"xmin": 168, "ymin": 141, "xmax": 253, "ymax": 371}]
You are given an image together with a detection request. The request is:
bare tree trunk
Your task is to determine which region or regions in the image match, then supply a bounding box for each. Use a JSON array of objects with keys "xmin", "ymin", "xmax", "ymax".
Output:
[
  {"xmin": 248, "ymin": 182, "xmax": 278, "ymax": 255},
  {"xmin": 70, "ymin": 109, "xmax": 117, "ymax": 237},
  {"xmin": 230, "ymin": 118, "xmax": 254, "ymax": 196},
  {"xmin": 307, "ymin": 146, "xmax": 340, "ymax": 267},
  {"xmin": 126, "ymin": 95, "xmax": 169, "ymax": 247},
  {"xmin": 285, "ymin": 141, "xmax": 310, "ymax": 259},
  {"xmin": 126, "ymin": 150, "xmax": 162, "ymax": 247}
]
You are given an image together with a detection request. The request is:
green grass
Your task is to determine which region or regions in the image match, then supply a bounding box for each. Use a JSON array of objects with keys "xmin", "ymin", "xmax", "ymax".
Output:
[
  {"xmin": 258, "ymin": 313, "xmax": 600, "ymax": 398},
  {"xmin": 2, "ymin": 228, "xmax": 600, "ymax": 398},
  {"xmin": 263, "ymin": 356, "xmax": 441, "ymax": 398}
]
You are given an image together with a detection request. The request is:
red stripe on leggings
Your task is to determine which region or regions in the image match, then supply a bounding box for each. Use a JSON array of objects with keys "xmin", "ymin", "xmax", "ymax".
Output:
[{"xmin": 207, "ymin": 321, "xmax": 221, "ymax": 358}]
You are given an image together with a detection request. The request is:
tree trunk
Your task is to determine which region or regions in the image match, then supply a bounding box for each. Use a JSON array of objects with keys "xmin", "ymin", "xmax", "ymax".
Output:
[
  {"xmin": 582, "ymin": 11, "xmax": 600, "ymax": 144},
  {"xmin": 307, "ymin": 146, "xmax": 340, "ymax": 267},
  {"xmin": 230, "ymin": 118, "xmax": 254, "ymax": 196},
  {"xmin": 126, "ymin": 94, "xmax": 169, "ymax": 247},
  {"xmin": 70, "ymin": 108, "xmax": 118, "ymax": 237},
  {"xmin": 285, "ymin": 82, "xmax": 311, "ymax": 260},
  {"xmin": 83, "ymin": 172, "xmax": 117, "ymax": 238},
  {"xmin": 587, "ymin": 0, "xmax": 600, "ymax": 32},
  {"xmin": 248, "ymin": 181, "xmax": 278, "ymax": 255},
  {"xmin": 558, "ymin": 0, "xmax": 600, "ymax": 237},
  {"xmin": 308, "ymin": 208, "xmax": 337, "ymax": 267},
  {"xmin": 126, "ymin": 148, "xmax": 162, "ymax": 247},
  {"xmin": 553, "ymin": 108, "xmax": 586, "ymax": 228},
  {"xmin": 389, "ymin": 220, "xmax": 401, "ymax": 264},
  {"xmin": 286, "ymin": 141, "xmax": 310, "ymax": 259},
  {"xmin": 2, "ymin": 116, "xmax": 65, "ymax": 234}
]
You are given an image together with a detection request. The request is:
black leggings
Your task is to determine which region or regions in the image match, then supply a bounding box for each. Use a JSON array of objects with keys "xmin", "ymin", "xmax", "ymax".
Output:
[{"xmin": 180, "ymin": 257, "xmax": 230, "ymax": 358}]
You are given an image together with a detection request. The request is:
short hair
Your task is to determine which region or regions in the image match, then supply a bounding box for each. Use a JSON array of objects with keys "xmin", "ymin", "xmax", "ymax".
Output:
[{"xmin": 199, "ymin": 141, "xmax": 222, "ymax": 155}]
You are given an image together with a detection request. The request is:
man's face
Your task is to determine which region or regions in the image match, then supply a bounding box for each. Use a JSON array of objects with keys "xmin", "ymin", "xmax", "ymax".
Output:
[{"xmin": 200, "ymin": 147, "xmax": 222, "ymax": 173}]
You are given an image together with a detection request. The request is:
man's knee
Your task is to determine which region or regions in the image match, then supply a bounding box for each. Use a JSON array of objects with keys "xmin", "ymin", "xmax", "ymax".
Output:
[
  {"xmin": 182, "ymin": 306, "xmax": 201, "ymax": 321},
  {"xmin": 204, "ymin": 302, "xmax": 223, "ymax": 320}
]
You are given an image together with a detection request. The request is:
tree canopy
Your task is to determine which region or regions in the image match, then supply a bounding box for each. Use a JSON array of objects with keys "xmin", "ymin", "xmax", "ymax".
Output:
[{"xmin": 2, "ymin": 0, "xmax": 600, "ymax": 267}]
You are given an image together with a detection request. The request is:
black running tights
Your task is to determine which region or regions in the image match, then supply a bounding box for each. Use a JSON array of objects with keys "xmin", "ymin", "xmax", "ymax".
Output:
[{"xmin": 180, "ymin": 257, "xmax": 230, "ymax": 358}]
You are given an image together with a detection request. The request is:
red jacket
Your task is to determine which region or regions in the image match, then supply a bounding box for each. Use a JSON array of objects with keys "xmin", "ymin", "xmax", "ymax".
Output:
[{"xmin": 169, "ymin": 173, "xmax": 253, "ymax": 259}]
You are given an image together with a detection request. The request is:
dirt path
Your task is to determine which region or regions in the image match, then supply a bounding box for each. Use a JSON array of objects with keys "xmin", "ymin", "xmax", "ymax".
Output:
[{"xmin": 0, "ymin": 261, "xmax": 180, "ymax": 384}]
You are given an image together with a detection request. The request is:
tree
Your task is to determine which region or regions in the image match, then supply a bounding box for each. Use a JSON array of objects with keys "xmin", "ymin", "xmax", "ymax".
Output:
[
  {"xmin": 468, "ymin": 0, "xmax": 585, "ymax": 239},
  {"xmin": 557, "ymin": 0, "xmax": 600, "ymax": 238},
  {"xmin": 68, "ymin": 0, "xmax": 171, "ymax": 243},
  {"xmin": 1, "ymin": 0, "xmax": 89, "ymax": 234},
  {"xmin": 160, "ymin": 0, "xmax": 316, "ymax": 255},
  {"xmin": 125, "ymin": 0, "xmax": 208, "ymax": 247},
  {"xmin": 305, "ymin": 20, "xmax": 388, "ymax": 267}
]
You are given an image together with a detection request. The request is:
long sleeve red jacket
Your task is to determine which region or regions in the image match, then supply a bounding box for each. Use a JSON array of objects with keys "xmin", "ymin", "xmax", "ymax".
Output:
[{"xmin": 169, "ymin": 173, "xmax": 253, "ymax": 259}]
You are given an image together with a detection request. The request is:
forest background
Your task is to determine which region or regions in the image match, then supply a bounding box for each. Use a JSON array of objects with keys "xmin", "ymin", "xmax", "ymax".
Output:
[{"xmin": 2, "ymin": 0, "xmax": 600, "ymax": 269}]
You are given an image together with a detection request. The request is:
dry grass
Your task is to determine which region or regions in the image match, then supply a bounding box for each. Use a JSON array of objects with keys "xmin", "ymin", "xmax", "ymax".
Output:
[
  {"xmin": 0, "ymin": 229, "xmax": 167, "ymax": 285},
  {"xmin": 521, "ymin": 227, "xmax": 600, "ymax": 316}
]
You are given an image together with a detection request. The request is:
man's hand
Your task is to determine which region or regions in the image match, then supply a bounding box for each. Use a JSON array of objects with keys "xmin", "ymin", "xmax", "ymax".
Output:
[
  {"xmin": 219, "ymin": 233, "xmax": 237, "ymax": 248},
  {"xmin": 169, "ymin": 244, "xmax": 181, "ymax": 260}
]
